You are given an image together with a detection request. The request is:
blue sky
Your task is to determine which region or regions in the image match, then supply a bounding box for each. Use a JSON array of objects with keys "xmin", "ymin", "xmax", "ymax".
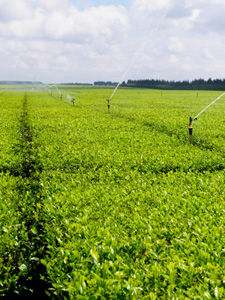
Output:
[{"xmin": 0, "ymin": 0, "xmax": 225, "ymax": 83}]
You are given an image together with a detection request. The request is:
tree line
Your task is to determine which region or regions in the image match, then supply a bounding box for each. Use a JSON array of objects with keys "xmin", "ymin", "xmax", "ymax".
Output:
[
  {"xmin": 94, "ymin": 81, "xmax": 119, "ymax": 86},
  {"xmin": 120, "ymin": 78, "xmax": 225, "ymax": 90}
]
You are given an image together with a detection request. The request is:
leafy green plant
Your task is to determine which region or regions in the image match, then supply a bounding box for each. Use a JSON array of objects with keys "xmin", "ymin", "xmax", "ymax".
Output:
[{"xmin": 0, "ymin": 87, "xmax": 225, "ymax": 299}]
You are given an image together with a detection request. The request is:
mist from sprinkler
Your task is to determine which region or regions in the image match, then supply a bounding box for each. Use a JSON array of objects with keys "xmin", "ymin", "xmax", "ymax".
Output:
[
  {"xmin": 108, "ymin": 9, "xmax": 168, "ymax": 102},
  {"xmin": 54, "ymin": 84, "xmax": 61, "ymax": 95}
]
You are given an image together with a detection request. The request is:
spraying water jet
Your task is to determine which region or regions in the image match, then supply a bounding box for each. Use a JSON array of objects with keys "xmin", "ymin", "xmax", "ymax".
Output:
[
  {"xmin": 188, "ymin": 91, "xmax": 225, "ymax": 144},
  {"xmin": 107, "ymin": 9, "xmax": 168, "ymax": 104}
]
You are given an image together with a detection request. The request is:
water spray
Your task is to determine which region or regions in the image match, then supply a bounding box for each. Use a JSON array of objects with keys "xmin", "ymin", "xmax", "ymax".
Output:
[
  {"xmin": 109, "ymin": 81, "xmax": 121, "ymax": 102},
  {"xmin": 66, "ymin": 94, "xmax": 74, "ymax": 105},
  {"xmin": 43, "ymin": 84, "xmax": 54, "ymax": 96},
  {"xmin": 107, "ymin": 9, "xmax": 168, "ymax": 107},
  {"xmin": 188, "ymin": 91, "xmax": 225, "ymax": 144},
  {"xmin": 54, "ymin": 84, "xmax": 61, "ymax": 96},
  {"xmin": 43, "ymin": 83, "xmax": 63, "ymax": 99},
  {"xmin": 41, "ymin": 84, "xmax": 51, "ymax": 92},
  {"xmin": 193, "ymin": 91, "xmax": 225, "ymax": 120}
]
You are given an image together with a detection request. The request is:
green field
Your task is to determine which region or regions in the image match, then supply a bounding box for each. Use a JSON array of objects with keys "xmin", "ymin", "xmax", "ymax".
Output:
[{"xmin": 0, "ymin": 86, "xmax": 224, "ymax": 299}]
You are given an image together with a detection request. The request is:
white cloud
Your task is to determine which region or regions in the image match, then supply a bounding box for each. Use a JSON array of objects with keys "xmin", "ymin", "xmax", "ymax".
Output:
[
  {"xmin": 0, "ymin": 0, "xmax": 225, "ymax": 82},
  {"xmin": 169, "ymin": 54, "xmax": 180, "ymax": 63},
  {"xmin": 0, "ymin": 2, "xmax": 129, "ymax": 43},
  {"xmin": 203, "ymin": 48, "xmax": 214, "ymax": 60},
  {"xmin": 210, "ymin": 0, "xmax": 225, "ymax": 4},
  {"xmin": 0, "ymin": 0, "xmax": 32, "ymax": 21},
  {"xmin": 34, "ymin": 0, "xmax": 67, "ymax": 10},
  {"xmin": 168, "ymin": 37, "xmax": 185, "ymax": 53},
  {"xmin": 132, "ymin": 0, "xmax": 171, "ymax": 12}
]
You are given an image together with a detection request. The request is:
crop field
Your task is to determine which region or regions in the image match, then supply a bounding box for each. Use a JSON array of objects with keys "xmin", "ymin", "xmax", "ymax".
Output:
[{"xmin": 0, "ymin": 86, "xmax": 225, "ymax": 299}]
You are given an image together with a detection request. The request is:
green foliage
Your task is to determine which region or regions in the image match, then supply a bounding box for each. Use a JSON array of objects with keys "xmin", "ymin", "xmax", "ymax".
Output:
[
  {"xmin": 0, "ymin": 87, "xmax": 225, "ymax": 299},
  {"xmin": 125, "ymin": 78, "xmax": 225, "ymax": 91}
]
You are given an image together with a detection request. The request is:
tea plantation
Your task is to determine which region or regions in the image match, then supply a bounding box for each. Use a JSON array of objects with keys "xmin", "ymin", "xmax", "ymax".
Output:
[{"xmin": 0, "ymin": 86, "xmax": 224, "ymax": 299}]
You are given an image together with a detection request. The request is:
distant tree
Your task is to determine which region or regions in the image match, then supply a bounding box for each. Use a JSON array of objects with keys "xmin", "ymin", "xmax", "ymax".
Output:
[{"xmin": 122, "ymin": 78, "xmax": 225, "ymax": 91}]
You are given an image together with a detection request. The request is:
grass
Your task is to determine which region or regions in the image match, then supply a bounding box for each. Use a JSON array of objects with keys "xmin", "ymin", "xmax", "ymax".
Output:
[{"xmin": 0, "ymin": 86, "xmax": 224, "ymax": 299}]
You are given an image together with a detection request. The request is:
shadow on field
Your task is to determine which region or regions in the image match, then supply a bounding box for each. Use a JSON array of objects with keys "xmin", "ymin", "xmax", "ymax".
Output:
[{"xmin": 1, "ymin": 95, "xmax": 61, "ymax": 299}]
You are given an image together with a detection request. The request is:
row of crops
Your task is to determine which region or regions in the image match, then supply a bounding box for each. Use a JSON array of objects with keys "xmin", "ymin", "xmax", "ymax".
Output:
[{"xmin": 0, "ymin": 87, "xmax": 224, "ymax": 299}]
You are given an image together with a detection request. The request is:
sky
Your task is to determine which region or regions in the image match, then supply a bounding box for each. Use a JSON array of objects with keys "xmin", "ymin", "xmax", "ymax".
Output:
[{"xmin": 0, "ymin": 0, "xmax": 225, "ymax": 83}]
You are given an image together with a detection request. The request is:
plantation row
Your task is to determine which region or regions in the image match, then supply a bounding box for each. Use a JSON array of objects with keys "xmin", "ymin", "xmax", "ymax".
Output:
[{"xmin": 0, "ymin": 87, "xmax": 224, "ymax": 299}]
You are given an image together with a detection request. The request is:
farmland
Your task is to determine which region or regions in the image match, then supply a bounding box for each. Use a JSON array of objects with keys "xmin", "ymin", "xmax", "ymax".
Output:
[{"xmin": 0, "ymin": 86, "xmax": 224, "ymax": 299}]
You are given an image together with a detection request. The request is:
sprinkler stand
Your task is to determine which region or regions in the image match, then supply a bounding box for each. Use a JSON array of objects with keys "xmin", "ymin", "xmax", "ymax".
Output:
[
  {"xmin": 107, "ymin": 99, "xmax": 110, "ymax": 113},
  {"xmin": 189, "ymin": 117, "xmax": 193, "ymax": 144}
]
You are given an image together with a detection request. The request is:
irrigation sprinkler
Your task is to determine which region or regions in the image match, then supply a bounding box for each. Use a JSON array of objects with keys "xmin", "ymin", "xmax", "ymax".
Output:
[
  {"xmin": 72, "ymin": 98, "xmax": 75, "ymax": 106},
  {"xmin": 188, "ymin": 117, "xmax": 194, "ymax": 144},
  {"xmin": 107, "ymin": 99, "xmax": 110, "ymax": 113},
  {"xmin": 188, "ymin": 91, "xmax": 225, "ymax": 145},
  {"xmin": 60, "ymin": 94, "xmax": 63, "ymax": 100}
]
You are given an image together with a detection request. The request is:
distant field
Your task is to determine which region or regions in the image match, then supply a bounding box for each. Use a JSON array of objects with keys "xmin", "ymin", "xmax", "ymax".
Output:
[{"xmin": 0, "ymin": 86, "xmax": 224, "ymax": 299}]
